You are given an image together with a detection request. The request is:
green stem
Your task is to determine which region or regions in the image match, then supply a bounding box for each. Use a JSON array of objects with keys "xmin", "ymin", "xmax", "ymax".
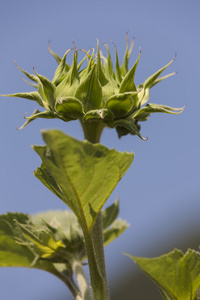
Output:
[
  {"xmin": 50, "ymin": 268, "xmax": 82, "ymax": 299},
  {"xmin": 91, "ymin": 212, "xmax": 108, "ymax": 293},
  {"xmin": 81, "ymin": 120, "xmax": 104, "ymax": 144},
  {"xmin": 72, "ymin": 259, "xmax": 92, "ymax": 300},
  {"xmin": 80, "ymin": 119, "xmax": 109, "ymax": 300},
  {"xmin": 83, "ymin": 229, "xmax": 108, "ymax": 300}
]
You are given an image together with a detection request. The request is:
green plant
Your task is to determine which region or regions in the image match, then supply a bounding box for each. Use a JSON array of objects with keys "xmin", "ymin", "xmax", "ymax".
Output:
[{"xmin": 2, "ymin": 35, "xmax": 198, "ymax": 300}]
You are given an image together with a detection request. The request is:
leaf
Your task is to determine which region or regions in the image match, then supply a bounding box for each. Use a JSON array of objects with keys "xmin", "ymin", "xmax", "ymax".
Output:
[
  {"xmin": 0, "ymin": 213, "xmax": 35, "ymax": 267},
  {"xmin": 119, "ymin": 50, "xmax": 141, "ymax": 93},
  {"xmin": 113, "ymin": 42, "xmax": 122, "ymax": 84},
  {"xmin": 1, "ymin": 92, "xmax": 43, "ymax": 107},
  {"xmin": 14, "ymin": 61, "xmax": 39, "ymax": 83},
  {"xmin": 79, "ymin": 49, "xmax": 95, "ymax": 80},
  {"xmin": 55, "ymin": 52, "xmax": 80, "ymax": 99},
  {"xmin": 32, "ymin": 210, "xmax": 84, "ymax": 249},
  {"xmin": 150, "ymin": 72, "xmax": 177, "ymax": 88},
  {"xmin": 102, "ymin": 199, "xmax": 119, "ymax": 229},
  {"xmin": 17, "ymin": 109, "xmax": 61, "ymax": 130},
  {"xmin": 113, "ymin": 119, "xmax": 147, "ymax": 140},
  {"xmin": 127, "ymin": 249, "xmax": 200, "ymax": 300},
  {"xmin": 52, "ymin": 49, "xmax": 71, "ymax": 84},
  {"xmin": 75, "ymin": 64, "xmax": 102, "ymax": 112},
  {"xmin": 96, "ymin": 39, "xmax": 108, "ymax": 86},
  {"xmin": 144, "ymin": 55, "xmax": 176, "ymax": 89},
  {"xmin": 120, "ymin": 33, "xmax": 134, "ymax": 76},
  {"xmin": 136, "ymin": 86, "xmax": 150, "ymax": 108},
  {"xmin": 184, "ymin": 250, "xmax": 200, "ymax": 299},
  {"xmin": 0, "ymin": 212, "xmax": 83, "ymax": 288},
  {"xmin": 34, "ymin": 69, "xmax": 56, "ymax": 110},
  {"xmin": 83, "ymin": 108, "xmax": 114, "ymax": 122},
  {"xmin": 48, "ymin": 43, "xmax": 62, "ymax": 64},
  {"xmin": 105, "ymin": 92, "xmax": 138, "ymax": 119},
  {"xmin": 15, "ymin": 221, "xmax": 65, "ymax": 260},
  {"xmin": 103, "ymin": 43, "xmax": 114, "ymax": 79},
  {"xmin": 103, "ymin": 219, "xmax": 128, "ymax": 247},
  {"xmin": 33, "ymin": 130, "xmax": 134, "ymax": 231},
  {"xmin": 131, "ymin": 103, "xmax": 185, "ymax": 121},
  {"xmin": 55, "ymin": 97, "xmax": 84, "ymax": 119}
]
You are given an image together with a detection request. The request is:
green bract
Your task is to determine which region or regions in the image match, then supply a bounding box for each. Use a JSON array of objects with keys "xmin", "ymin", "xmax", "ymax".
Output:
[{"xmin": 2, "ymin": 35, "xmax": 184, "ymax": 139}]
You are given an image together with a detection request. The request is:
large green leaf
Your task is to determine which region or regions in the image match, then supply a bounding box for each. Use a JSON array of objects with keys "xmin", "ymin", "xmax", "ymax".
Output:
[
  {"xmin": 33, "ymin": 130, "xmax": 134, "ymax": 231},
  {"xmin": 127, "ymin": 249, "xmax": 200, "ymax": 300}
]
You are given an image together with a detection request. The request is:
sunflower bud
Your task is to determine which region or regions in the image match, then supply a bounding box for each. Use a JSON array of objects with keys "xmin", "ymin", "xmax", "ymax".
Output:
[{"xmin": 1, "ymin": 34, "xmax": 184, "ymax": 140}]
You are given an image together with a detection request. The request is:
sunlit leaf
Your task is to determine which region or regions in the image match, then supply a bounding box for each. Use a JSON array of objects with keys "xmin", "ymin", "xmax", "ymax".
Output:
[
  {"xmin": 127, "ymin": 249, "xmax": 200, "ymax": 300},
  {"xmin": 33, "ymin": 130, "xmax": 134, "ymax": 231},
  {"xmin": 103, "ymin": 219, "xmax": 128, "ymax": 247}
]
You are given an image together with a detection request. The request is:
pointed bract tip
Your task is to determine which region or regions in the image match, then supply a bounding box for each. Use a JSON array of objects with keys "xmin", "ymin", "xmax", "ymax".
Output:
[
  {"xmin": 181, "ymin": 104, "xmax": 186, "ymax": 112},
  {"xmin": 72, "ymin": 39, "xmax": 77, "ymax": 50},
  {"xmin": 109, "ymin": 38, "xmax": 116, "ymax": 48},
  {"xmin": 173, "ymin": 52, "xmax": 177, "ymax": 60}
]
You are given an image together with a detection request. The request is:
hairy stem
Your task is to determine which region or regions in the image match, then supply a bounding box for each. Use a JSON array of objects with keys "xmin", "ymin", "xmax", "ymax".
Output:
[
  {"xmin": 72, "ymin": 259, "xmax": 92, "ymax": 300},
  {"xmin": 80, "ymin": 119, "xmax": 109, "ymax": 300}
]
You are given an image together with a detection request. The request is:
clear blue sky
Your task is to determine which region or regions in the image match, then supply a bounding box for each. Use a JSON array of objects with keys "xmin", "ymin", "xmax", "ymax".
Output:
[{"xmin": 0, "ymin": 0, "xmax": 200, "ymax": 299}]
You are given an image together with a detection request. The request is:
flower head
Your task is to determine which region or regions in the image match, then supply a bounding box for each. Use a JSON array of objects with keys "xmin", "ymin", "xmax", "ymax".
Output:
[{"xmin": 3, "ymin": 34, "xmax": 184, "ymax": 140}]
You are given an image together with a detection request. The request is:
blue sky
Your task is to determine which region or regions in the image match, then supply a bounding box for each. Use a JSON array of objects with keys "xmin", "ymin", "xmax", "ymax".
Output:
[{"xmin": 0, "ymin": 0, "xmax": 200, "ymax": 299}]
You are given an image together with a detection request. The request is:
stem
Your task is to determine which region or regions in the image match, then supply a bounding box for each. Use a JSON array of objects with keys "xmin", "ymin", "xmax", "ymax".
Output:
[
  {"xmin": 91, "ymin": 213, "xmax": 108, "ymax": 290},
  {"xmin": 83, "ymin": 229, "xmax": 108, "ymax": 300},
  {"xmin": 51, "ymin": 268, "xmax": 82, "ymax": 299},
  {"xmin": 81, "ymin": 120, "xmax": 104, "ymax": 144},
  {"xmin": 80, "ymin": 119, "xmax": 109, "ymax": 300},
  {"xmin": 72, "ymin": 259, "xmax": 92, "ymax": 300}
]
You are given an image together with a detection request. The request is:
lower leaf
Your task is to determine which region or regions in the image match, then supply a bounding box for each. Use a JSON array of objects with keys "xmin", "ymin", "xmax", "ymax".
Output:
[{"xmin": 126, "ymin": 249, "xmax": 200, "ymax": 300}]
